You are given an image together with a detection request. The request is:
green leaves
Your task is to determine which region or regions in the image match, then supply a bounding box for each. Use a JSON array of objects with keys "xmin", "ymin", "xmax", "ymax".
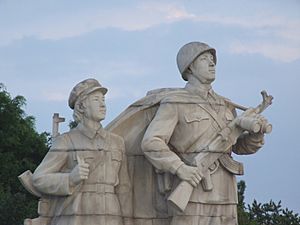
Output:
[
  {"xmin": 238, "ymin": 180, "xmax": 300, "ymax": 225},
  {"xmin": 0, "ymin": 84, "xmax": 49, "ymax": 225}
]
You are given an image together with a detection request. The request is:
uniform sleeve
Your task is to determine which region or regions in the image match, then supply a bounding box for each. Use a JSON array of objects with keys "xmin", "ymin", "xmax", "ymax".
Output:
[
  {"xmin": 141, "ymin": 103, "xmax": 184, "ymax": 174},
  {"xmin": 233, "ymin": 132, "xmax": 265, "ymax": 155},
  {"xmin": 115, "ymin": 138, "xmax": 133, "ymax": 218},
  {"xmin": 32, "ymin": 135, "xmax": 73, "ymax": 196}
]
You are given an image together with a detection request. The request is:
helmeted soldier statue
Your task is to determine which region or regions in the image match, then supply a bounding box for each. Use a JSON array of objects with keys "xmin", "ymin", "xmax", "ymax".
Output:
[
  {"xmin": 20, "ymin": 79, "xmax": 132, "ymax": 225},
  {"xmin": 107, "ymin": 42, "xmax": 272, "ymax": 225}
]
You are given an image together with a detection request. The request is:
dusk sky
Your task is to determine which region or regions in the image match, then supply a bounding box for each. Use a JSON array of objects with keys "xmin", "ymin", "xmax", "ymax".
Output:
[{"xmin": 1, "ymin": 0, "xmax": 300, "ymax": 212}]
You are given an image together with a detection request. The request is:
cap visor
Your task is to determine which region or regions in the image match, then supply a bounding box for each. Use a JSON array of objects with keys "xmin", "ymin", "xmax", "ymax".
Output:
[{"xmin": 86, "ymin": 86, "xmax": 108, "ymax": 96}]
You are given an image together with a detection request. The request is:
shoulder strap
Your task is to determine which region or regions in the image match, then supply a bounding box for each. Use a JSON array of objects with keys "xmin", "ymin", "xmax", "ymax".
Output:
[
  {"xmin": 65, "ymin": 133, "xmax": 77, "ymax": 162},
  {"xmin": 197, "ymin": 102, "xmax": 226, "ymax": 130},
  {"xmin": 224, "ymin": 99, "xmax": 247, "ymax": 111}
]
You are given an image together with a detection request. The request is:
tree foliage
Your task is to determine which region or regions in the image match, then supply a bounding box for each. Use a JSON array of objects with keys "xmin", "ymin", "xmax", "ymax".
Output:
[
  {"xmin": 238, "ymin": 180, "xmax": 300, "ymax": 225},
  {"xmin": 0, "ymin": 84, "xmax": 50, "ymax": 225}
]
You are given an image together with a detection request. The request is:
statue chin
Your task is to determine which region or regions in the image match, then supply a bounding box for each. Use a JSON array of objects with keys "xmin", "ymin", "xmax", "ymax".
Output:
[
  {"xmin": 205, "ymin": 77, "xmax": 215, "ymax": 84},
  {"xmin": 199, "ymin": 77, "xmax": 215, "ymax": 85},
  {"xmin": 192, "ymin": 73, "xmax": 215, "ymax": 85}
]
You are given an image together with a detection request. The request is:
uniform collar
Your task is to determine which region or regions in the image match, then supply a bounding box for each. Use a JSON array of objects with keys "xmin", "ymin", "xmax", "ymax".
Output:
[
  {"xmin": 77, "ymin": 123, "xmax": 107, "ymax": 139},
  {"xmin": 185, "ymin": 83, "xmax": 216, "ymax": 100}
]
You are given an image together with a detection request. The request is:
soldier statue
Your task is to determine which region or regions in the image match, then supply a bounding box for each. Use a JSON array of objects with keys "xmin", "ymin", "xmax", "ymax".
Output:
[
  {"xmin": 107, "ymin": 42, "xmax": 272, "ymax": 225},
  {"xmin": 20, "ymin": 79, "xmax": 132, "ymax": 225}
]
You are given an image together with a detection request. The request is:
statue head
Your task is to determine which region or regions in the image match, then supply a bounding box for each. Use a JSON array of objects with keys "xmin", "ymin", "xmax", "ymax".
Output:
[
  {"xmin": 177, "ymin": 42, "xmax": 217, "ymax": 82},
  {"xmin": 68, "ymin": 78, "xmax": 107, "ymax": 123}
]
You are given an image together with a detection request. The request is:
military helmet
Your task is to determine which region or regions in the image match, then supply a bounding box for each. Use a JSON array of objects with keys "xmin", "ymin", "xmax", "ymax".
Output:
[
  {"xmin": 68, "ymin": 78, "xmax": 107, "ymax": 109},
  {"xmin": 177, "ymin": 42, "xmax": 217, "ymax": 81}
]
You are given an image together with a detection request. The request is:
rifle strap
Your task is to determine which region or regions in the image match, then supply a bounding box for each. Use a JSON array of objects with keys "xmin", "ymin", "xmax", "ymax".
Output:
[{"xmin": 197, "ymin": 102, "xmax": 226, "ymax": 130}]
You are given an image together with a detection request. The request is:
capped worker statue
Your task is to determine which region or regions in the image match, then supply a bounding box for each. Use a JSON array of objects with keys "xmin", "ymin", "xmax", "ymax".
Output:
[
  {"xmin": 107, "ymin": 42, "xmax": 273, "ymax": 225},
  {"xmin": 19, "ymin": 78, "xmax": 132, "ymax": 225}
]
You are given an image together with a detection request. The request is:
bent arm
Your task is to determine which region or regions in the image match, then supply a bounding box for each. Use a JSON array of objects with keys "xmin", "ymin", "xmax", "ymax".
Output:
[
  {"xmin": 141, "ymin": 103, "xmax": 184, "ymax": 174},
  {"xmin": 228, "ymin": 104, "xmax": 265, "ymax": 155},
  {"xmin": 32, "ymin": 135, "xmax": 73, "ymax": 196},
  {"xmin": 233, "ymin": 132, "xmax": 264, "ymax": 155}
]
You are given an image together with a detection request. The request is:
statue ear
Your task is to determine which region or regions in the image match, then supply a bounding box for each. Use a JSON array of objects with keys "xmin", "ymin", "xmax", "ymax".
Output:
[
  {"xmin": 184, "ymin": 67, "xmax": 193, "ymax": 80},
  {"xmin": 186, "ymin": 67, "xmax": 192, "ymax": 74},
  {"xmin": 77, "ymin": 100, "xmax": 86, "ymax": 113},
  {"xmin": 188, "ymin": 59, "xmax": 197, "ymax": 73}
]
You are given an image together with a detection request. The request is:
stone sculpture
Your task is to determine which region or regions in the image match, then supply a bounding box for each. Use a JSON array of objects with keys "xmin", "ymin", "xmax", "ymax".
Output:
[
  {"xmin": 19, "ymin": 79, "xmax": 132, "ymax": 225},
  {"xmin": 19, "ymin": 42, "xmax": 272, "ymax": 225},
  {"xmin": 107, "ymin": 42, "xmax": 272, "ymax": 225}
]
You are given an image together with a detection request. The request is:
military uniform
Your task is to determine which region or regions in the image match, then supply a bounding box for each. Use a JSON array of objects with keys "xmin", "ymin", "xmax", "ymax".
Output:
[
  {"xmin": 32, "ymin": 123, "xmax": 131, "ymax": 225},
  {"xmin": 141, "ymin": 84, "xmax": 264, "ymax": 225}
]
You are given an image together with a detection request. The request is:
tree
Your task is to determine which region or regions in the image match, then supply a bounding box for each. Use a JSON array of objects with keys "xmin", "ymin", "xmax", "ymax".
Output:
[
  {"xmin": 238, "ymin": 180, "xmax": 300, "ymax": 225},
  {"xmin": 237, "ymin": 180, "xmax": 258, "ymax": 225},
  {"xmin": 0, "ymin": 84, "xmax": 50, "ymax": 225}
]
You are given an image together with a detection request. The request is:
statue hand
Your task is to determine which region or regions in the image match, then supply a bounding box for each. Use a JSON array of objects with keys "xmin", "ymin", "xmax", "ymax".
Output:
[
  {"xmin": 176, "ymin": 164, "xmax": 202, "ymax": 187},
  {"xmin": 236, "ymin": 112, "xmax": 271, "ymax": 134},
  {"xmin": 69, "ymin": 157, "xmax": 90, "ymax": 186}
]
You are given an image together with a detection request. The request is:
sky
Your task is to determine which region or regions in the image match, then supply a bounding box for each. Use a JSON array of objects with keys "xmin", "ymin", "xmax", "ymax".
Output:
[{"xmin": 1, "ymin": 0, "xmax": 300, "ymax": 213}]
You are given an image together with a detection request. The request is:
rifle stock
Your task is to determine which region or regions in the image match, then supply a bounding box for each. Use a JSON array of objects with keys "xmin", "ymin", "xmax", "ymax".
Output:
[{"xmin": 168, "ymin": 181, "xmax": 193, "ymax": 212}]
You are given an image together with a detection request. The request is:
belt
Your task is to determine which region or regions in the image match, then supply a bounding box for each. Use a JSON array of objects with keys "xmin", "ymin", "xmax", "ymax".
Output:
[{"xmin": 81, "ymin": 183, "xmax": 115, "ymax": 193}]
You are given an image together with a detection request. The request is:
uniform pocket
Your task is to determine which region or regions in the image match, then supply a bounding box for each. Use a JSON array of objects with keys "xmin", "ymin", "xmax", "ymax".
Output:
[
  {"xmin": 108, "ymin": 151, "xmax": 122, "ymax": 185},
  {"xmin": 184, "ymin": 113, "xmax": 210, "ymax": 123},
  {"xmin": 111, "ymin": 151, "xmax": 122, "ymax": 162}
]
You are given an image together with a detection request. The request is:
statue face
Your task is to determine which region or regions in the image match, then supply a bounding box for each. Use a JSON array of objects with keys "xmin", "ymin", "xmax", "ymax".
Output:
[
  {"xmin": 190, "ymin": 52, "xmax": 215, "ymax": 84},
  {"xmin": 83, "ymin": 90, "xmax": 106, "ymax": 122}
]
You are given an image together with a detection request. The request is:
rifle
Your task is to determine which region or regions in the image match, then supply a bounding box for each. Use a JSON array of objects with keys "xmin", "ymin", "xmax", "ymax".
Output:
[{"xmin": 167, "ymin": 90, "xmax": 273, "ymax": 212}]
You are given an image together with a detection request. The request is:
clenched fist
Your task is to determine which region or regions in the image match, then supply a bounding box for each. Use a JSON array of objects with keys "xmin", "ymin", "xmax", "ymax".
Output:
[
  {"xmin": 176, "ymin": 164, "xmax": 203, "ymax": 187},
  {"xmin": 69, "ymin": 156, "xmax": 90, "ymax": 186}
]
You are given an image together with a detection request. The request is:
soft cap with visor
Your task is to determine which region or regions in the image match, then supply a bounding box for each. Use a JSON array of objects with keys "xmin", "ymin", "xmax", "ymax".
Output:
[{"xmin": 68, "ymin": 78, "xmax": 107, "ymax": 109}]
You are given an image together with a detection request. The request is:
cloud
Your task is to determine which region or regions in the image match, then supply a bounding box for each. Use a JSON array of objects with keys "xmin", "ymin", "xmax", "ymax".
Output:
[
  {"xmin": 229, "ymin": 41, "xmax": 300, "ymax": 63},
  {"xmin": 106, "ymin": 86, "xmax": 146, "ymax": 100},
  {"xmin": 275, "ymin": 22, "xmax": 300, "ymax": 42},
  {"xmin": 0, "ymin": 2, "xmax": 194, "ymax": 45},
  {"xmin": 22, "ymin": 60, "xmax": 152, "ymax": 102},
  {"xmin": 42, "ymin": 91, "xmax": 68, "ymax": 102},
  {"xmin": 41, "ymin": 84, "xmax": 146, "ymax": 102},
  {"xmin": 139, "ymin": 2, "xmax": 195, "ymax": 21},
  {"xmin": 1, "ymin": 1, "xmax": 299, "ymax": 62},
  {"xmin": 191, "ymin": 13, "xmax": 300, "ymax": 62}
]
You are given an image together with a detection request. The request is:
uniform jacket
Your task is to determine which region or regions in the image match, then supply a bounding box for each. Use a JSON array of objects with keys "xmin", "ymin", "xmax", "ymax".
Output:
[
  {"xmin": 141, "ymin": 84, "xmax": 264, "ymax": 205},
  {"xmin": 32, "ymin": 124, "xmax": 132, "ymax": 218}
]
